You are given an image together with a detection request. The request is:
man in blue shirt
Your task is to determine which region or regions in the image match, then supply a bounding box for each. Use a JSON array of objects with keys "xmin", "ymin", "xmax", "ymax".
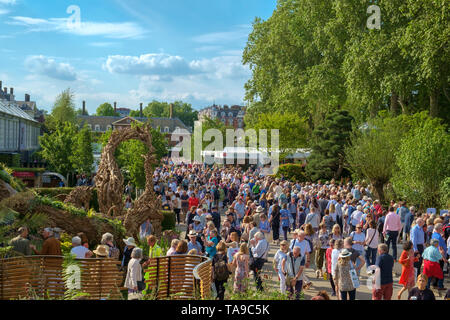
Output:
[
  {"xmin": 431, "ymin": 223, "xmax": 447, "ymax": 289},
  {"xmin": 411, "ymin": 218, "xmax": 425, "ymax": 274},
  {"xmin": 373, "ymin": 243, "xmax": 394, "ymax": 300},
  {"xmin": 396, "ymin": 201, "xmax": 410, "ymax": 243}
]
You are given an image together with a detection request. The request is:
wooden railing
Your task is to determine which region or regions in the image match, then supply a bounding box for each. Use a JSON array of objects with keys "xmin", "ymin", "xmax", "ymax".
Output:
[
  {"xmin": 143, "ymin": 255, "xmax": 211, "ymax": 300},
  {"xmin": 193, "ymin": 257, "xmax": 213, "ymax": 299},
  {"xmin": 1, "ymin": 255, "xmax": 212, "ymax": 300},
  {"xmin": 0, "ymin": 256, "xmax": 123, "ymax": 300}
]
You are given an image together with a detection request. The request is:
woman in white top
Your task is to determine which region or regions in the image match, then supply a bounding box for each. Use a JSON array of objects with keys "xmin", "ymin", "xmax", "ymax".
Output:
[
  {"xmin": 305, "ymin": 207, "xmax": 320, "ymax": 231},
  {"xmin": 273, "ymin": 240, "xmax": 290, "ymax": 294},
  {"xmin": 125, "ymin": 248, "xmax": 143, "ymax": 297},
  {"xmin": 364, "ymin": 220, "xmax": 379, "ymax": 267},
  {"xmin": 331, "ymin": 239, "xmax": 344, "ymax": 300}
]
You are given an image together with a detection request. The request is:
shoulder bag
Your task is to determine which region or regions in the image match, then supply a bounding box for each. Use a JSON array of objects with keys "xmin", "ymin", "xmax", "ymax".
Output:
[
  {"xmin": 285, "ymin": 252, "xmax": 296, "ymax": 288},
  {"xmin": 364, "ymin": 229, "xmax": 376, "ymax": 251}
]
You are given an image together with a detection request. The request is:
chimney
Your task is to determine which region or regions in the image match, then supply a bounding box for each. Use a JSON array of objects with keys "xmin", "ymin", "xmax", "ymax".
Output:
[
  {"xmin": 82, "ymin": 101, "xmax": 86, "ymax": 115},
  {"xmin": 4, "ymin": 88, "xmax": 7, "ymax": 94},
  {"xmin": 169, "ymin": 103, "xmax": 173, "ymax": 119},
  {"xmin": 114, "ymin": 102, "xmax": 117, "ymax": 112},
  {"xmin": 0, "ymin": 81, "xmax": 2, "ymax": 92},
  {"xmin": 140, "ymin": 103, "xmax": 143, "ymax": 118},
  {"xmin": 25, "ymin": 94, "xmax": 30, "ymax": 102},
  {"xmin": 10, "ymin": 88, "xmax": 13, "ymax": 95}
]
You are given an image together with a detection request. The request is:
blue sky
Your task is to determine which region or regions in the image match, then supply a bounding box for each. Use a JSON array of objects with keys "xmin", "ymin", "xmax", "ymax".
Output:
[{"xmin": 0, "ymin": 0, "xmax": 276, "ymax": 114}]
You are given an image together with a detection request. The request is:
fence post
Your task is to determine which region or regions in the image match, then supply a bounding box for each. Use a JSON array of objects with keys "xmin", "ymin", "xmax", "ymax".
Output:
[{"xmin": 167, "ymin": 256, "xmax": 171, "ymax": 298}]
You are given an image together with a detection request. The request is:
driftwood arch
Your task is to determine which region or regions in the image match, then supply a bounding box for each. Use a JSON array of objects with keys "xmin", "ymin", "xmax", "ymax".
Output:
[{"xmin": 95, "ymin": 124, "xmax": 163, "ymax": 237}]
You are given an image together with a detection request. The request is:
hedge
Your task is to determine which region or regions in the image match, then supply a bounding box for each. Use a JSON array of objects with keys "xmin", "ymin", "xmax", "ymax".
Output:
[
  {"xmin": 10, "ymin": 167, "xmax": 46, "ymax": 173},
  {"xmin": 274, "ymin": 164, "xmax": 308, "ymax": 182},
  {"xmin": 161, "ymin": 210, "xmax": 176, "ymax": 231},
  {"xmin": 34, "ymin": 188, "xmax": 75, "ymax": 198},
  {"xmin": 33, "ymin": 187, "xmax": 99, "ymax": 212},
  {"xmin": 0, "ymin": 153, "xmax": 20, "ymax": 167}
]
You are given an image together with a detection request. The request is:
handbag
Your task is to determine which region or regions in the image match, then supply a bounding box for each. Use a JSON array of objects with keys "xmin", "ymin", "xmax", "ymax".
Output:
[
  {"xmin": 128, "ymin": 291, "xmax": 143, "ymax": 300},
  {"xmin": 349, "ymin": 262, "xmax": 360, "ymax": 289},
  {"xmin": 285, "ymin": 253, "xmax": 296, "ymax": 288},
  {"xmin": 364, "ymin": 229, "xmax": 377, "ymax": 251}
]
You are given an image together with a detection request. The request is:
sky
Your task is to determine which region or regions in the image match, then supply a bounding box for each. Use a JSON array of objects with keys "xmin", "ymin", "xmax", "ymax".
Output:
[{"xmin": 0, "ymin": 0, "xmax": 277, "ymax": 114}]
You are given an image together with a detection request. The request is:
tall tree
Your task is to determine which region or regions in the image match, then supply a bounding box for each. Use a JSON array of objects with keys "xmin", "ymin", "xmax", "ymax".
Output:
[
  {"xmin": 71, "ymin": 125, "xmax": 94, "ymax": 174},
  {"xmin": 96, "ymin": 103, "xmax": 119, "ymax": 117},
  {"xmin": 392, "ymin": 117, "xmax": 449, "ymax": 209},
  {"xmin": 306, "ymin": 110, "xmax": 354, "ymax": 181},
  {"xmin": 250, "ymin": 112, "xmax": 309, "ymax": 160},
  {"xmin": 39, "ymin": 122, "xmax": 77, "ymax": 179},
  {"xmin": 45, "ymin": 88, "xmax": 78, "ymax": 131}
]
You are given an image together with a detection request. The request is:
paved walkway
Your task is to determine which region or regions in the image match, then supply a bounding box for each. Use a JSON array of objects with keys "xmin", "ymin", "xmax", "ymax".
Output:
[{"xmin": 177, "ymin": 210, "xmax": 449, "ymax": 300}]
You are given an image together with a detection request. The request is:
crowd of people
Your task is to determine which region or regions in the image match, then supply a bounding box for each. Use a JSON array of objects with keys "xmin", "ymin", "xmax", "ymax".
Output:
[
  {"xmin": 7, "ymin": 159, "xmax": 450, "ymax": 301},
  {"xmin": 150, "ymin": 160, "xmax": 450, "ymax": 300}
]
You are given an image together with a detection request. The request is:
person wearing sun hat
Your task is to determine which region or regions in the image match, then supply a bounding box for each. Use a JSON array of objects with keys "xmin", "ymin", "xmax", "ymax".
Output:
[
  {"xmin": 121, "ymin": 237, "xmax": 137, "ymax": 270},
  {"xmin": 187, "ymin": 230, "xmax": 203, "ymax": 255},
  {"xmin": 93, "ymin": 245, "xmax": 110, "ymax": 258},
  {"xmin": 334, "ymin": 248, "xmax": 358, "ymax": 300}
]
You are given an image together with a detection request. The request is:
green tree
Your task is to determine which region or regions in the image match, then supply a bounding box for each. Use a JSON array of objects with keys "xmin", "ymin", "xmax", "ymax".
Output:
[
  {"xmin": 306, "ymin": 110, "xmax": 353, "ymax": 181},
  {"xmin": 345, "ymin": 111, "xmax": 439, "ymax": 203},
  {"xmin": 96, "ymin": 103, "xmax": 119, "ymax": 117},
  {"xmin": 71, "ymin": 125, "xmax": 94, "ymax": 174},
  {"xmin": 45, "ymin": 89, "xmax": 78, "ymax": 131},
  {"xmin": 39, "ymin": 122, "xmax": 77, "ymax": 179},
  {"xmin": 392, "ymin": 118, "xmax": 450, "ymax": 209},
  {"xmin": 251, "ymin": 112, "xmax": 308, "ymax": 160}
]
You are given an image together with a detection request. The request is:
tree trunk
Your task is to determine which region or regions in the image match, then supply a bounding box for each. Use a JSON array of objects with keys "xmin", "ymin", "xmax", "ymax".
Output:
[
  {"xmin": 373, "ymin": 181, "xmax": 386, "ymax": 205},
  {"xmin": 430, "ymin": 89, "xmax": 439, "ymax": 117},
  {"xmin": 390, "ymin": 92, "xmax": 399, "ymax": 115}
]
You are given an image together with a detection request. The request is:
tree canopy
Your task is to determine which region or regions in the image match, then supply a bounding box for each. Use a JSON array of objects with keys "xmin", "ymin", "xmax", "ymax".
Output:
[{"xmin": 96, "ymin": 103, "xmax": 119, "ymax": 117}]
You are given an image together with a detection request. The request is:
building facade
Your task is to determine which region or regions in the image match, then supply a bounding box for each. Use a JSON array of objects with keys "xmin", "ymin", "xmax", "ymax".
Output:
[
  {"xmin": 198, "ymin": 104, "xmax": 246, "ymax": 129},
  {"xmin": 0, "ymin": 82, "xmax": 41, "ymax": 165}
]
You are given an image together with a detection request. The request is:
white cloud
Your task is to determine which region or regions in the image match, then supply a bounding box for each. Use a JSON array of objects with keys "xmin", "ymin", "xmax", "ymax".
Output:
[
  {"xmin": 104, "ymin": 54, "xmax": 193, "ymax": 77},
  {"xmin": 104, "ymin": 53, "xmax": 250, "ymax": 80},
  {"xmin": 192, "ymin": 25, "xmax": 251, "ymax": 44},
  {"xmin": 9, "ymin": 16, "xmax": 147, "ymax": 39},
  {"xmin": 0, "ymin": 8, "xmax": 9, "ymax": 15},
  {"xmin": 25, "ymin": 55, "xmax": 78, "ymax": 81}
]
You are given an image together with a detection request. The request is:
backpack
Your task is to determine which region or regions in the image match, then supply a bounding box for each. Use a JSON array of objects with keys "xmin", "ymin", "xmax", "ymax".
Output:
[
  {"xmin": 377, "ymin": 217, "xmax": 384, "ymax": 234},
  {"xmin": 214, "ymin": 255, "xmax": 230, "ymax": 281}
]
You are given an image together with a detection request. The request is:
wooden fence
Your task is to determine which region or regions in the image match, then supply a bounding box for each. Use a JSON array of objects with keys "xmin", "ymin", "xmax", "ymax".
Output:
[
  {"xmin": 0, "ymin": 256, "xmax": 123, "ymax": 300},
  {"xmin": 143, "ymin": 255, "xmax": 212, "ymax": 300},
  {"xmin": 1, "ymin": 255, "xmax": 213, "ymax": 300}
]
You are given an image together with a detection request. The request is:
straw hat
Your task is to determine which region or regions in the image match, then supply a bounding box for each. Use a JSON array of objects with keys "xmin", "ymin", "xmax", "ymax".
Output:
[
  {"xmin": 93, "ymin": 245, "xmax": 109, "ymax": 257},
  {"xmin": 188, "ymin": 230, "xmax": 198, "ymax": 237},
  {"xmin": 339, "ymin": 249, "xmax": 352, "ymax": 258},
  {"xmin": 256, "ymin": 206, "xmax": 264, "ymax": 213},
  {"xmin": 123, "ymin": 237, "xmax": 137, "ymax": 246}
]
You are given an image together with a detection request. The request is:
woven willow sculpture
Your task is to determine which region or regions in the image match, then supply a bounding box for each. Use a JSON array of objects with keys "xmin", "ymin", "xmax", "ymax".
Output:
[{"xmin": 95, "ymin": 124, "xmax": 163, "ymax": 238}]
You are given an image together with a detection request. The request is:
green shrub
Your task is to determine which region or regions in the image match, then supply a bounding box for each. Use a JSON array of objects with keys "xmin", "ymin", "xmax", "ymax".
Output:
[
  {"xmin": 90, "ymin": 188, "xmax": 99, "ymax": 212},
  {"xmin": 34, "ymin": 188, "xmax": 74, "ymax": 199},
  {"xmin": 440, "ymin": 177, "xmax": 450, "ymax": 208},
  {"xmin": 0, "ymin": 153, "xmax": 20, "ymax": 167},
  {"xmin": 274, "ymin": 164, "xmax": 308, "ymax": 182},
  {"xmin": 161, "ymin": 210, "xmax": 176, "ymax": 231},
  {"xmin": 10, "ymin": 167, "xmax": 46, "ymax": 173}
]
